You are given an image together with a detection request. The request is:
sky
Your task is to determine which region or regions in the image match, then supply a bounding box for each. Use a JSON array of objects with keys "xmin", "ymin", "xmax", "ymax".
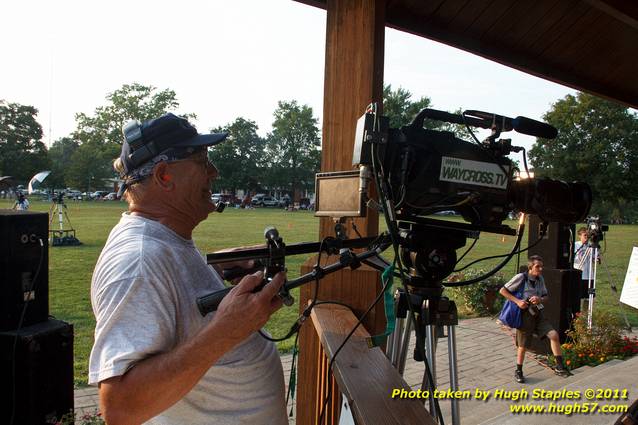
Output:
[{"xmin": 1, "ymin": 0, "xmax": 577, "ymax": 161}]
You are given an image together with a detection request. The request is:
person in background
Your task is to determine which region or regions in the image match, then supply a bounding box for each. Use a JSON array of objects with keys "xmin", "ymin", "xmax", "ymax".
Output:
[
  {"xmin": 12, "ymin": 191, "xmax": 30, "ymax": 210},
  {"xmin": 573, "ymin": 226, "xmax": 601, "ymax": 311},
  {"xmin": 500, "ymin": 255, "xmax": 569, "ymax": 383}
]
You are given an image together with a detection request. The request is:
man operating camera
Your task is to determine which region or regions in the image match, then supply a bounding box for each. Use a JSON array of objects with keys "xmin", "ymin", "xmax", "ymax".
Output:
[{"xmin": 88, "ymin": 113, "xmax": 288, "ymax": 425}]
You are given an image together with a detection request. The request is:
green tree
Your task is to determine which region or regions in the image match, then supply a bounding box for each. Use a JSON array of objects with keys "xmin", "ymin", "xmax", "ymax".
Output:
[
  {"xmin": 74, "ymin": 83, "xmax": 189, "ymax": 147},
  {"xmin": 265, "ymin": 100, "xmax": 321, "ymax": 198},
  {"xmin": 209, "ymin": 118, "xmax": 266, "ymax": 193},
  {"xmin": 529, "ymin": 92, "xmax": 638, "ymax": 220},
  {"xmin": 46, "ymin": 137, "xmax": 79, "ymax": 189},
  {"xmin": 69, "ymin": 83, "xmax": 193, "ymax": 190},
  {"xmin": 0, "ymin": 100, "xmax": 48, "ymax": 183},
  {"xmin": 64, "ymin": 143, "xmax": 115, "ymax": 191},
  {"xmin": 383, "ymin": 84, "xmax": 432, "ymax": 128}
]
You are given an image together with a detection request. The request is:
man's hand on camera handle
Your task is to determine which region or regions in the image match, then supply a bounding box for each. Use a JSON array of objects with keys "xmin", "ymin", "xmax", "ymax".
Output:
[{"xmin": 214, "ymin": 270, "xmax": 286, "ymax": 343}]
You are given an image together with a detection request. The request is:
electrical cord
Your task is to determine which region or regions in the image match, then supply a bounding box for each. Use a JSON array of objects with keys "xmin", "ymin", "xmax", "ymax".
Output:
[
  {"xmin": 454, "ymin": 237, "xmax": 478, "ymax": 267},
  {"xmin": 317, "ymin": 261, "xmax": 394, "ymax": 424},
  {"xmin": 453, "ymin": 228, "xmax": 543, "ymax": 275},
  {"xmin": 258, "ymin": 239, "xmax": 330, "ymax": 342},
  {"xmin": 445, "ymin": 222, "xmax": 526, "ymax": 288},
  {"xmin": 10, "ymin": 238, "xmax": 45, "ymax": 425}
]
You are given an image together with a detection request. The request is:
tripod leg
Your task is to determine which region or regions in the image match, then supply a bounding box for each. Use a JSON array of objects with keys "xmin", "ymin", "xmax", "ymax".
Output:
[
  {"xmin": 387, "ymin": 316, "xmax": 406, "ymax": 368},
  {"xmin": 447, "ymin": 325, "xmax": 460, "ymax": 425},
  {"xmin": 422, "ymin": 324, "xmax": 438, "ymax": 416},
  {"xmin": 397, "ymin": 317, "xmax": 413, "ymax": 375},
  {"xmin": 587, "ymin": 247, "xmax": 597, "ymax": 329}
]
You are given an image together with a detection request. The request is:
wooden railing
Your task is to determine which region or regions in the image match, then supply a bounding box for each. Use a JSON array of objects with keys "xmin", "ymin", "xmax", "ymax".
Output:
[{"xmin": 308, "ymin": 303, "xmax": 436, "ymax": 425}]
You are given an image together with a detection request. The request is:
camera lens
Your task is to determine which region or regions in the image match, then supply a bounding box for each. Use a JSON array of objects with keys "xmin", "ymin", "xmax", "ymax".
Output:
[{"xmin": 510, "ymin": 178, "xmax": 592, "ymax": 223}]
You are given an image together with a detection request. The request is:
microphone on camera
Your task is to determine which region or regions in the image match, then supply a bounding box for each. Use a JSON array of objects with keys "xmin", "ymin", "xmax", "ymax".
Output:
[{"xmin": 513, "ymin": 116, "xmax": 558, "ymax": 139}]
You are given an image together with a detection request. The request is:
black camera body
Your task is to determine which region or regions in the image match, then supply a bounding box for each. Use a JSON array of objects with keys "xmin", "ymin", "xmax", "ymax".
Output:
[
  {"xmin": 585, "ymin": 215, "xmax": 608, "ymax": 245},
  {"xmin": 354, "ymin": 108, "xmax": 592, "ymax": 231}
]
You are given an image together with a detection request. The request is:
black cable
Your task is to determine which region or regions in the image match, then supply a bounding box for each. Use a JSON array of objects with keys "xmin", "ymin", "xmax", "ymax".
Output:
[
  {"xmin": 453, "ymin": 226, "xmax": 542, "ymax": 275},
  {"xmin": 258, "ymin": 239, "xmax": 329, "ymax": 342},
  {"xmin": 461, "ymin": 110, "xmax": 511, "ymax": 178},
  {"xmin": 318, "ymin": 260, "xmax": 393, "ymax": 424},
  {"xmin": 10, "ymin": 238, "xmax": 45, "ymax": 425},
  {"xmin": 454, "ymin": 237, "xmax": 478, "ymax": 267},
  {"xmin": 445, "ymin": 224, "xmax": 526, "ymax": 288}
]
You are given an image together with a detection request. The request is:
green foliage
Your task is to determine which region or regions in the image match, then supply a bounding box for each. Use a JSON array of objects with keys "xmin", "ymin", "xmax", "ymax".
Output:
[
  {"xmin": 46, "ymin": 137, "xmax": 79, "ymax": 189},
  {"xmin": 68, "ymin": 83, "xmax": 194, "ymax": 191},
  {"xmin": 73, "ymin": 83, "xmax": 189, "ymax": 147},
  {"xmin": 445, "ymin": 269, "xmax": 506, "ymax": 315},
  {"xmin": 0, "ymin": 100, "xmax": 48, "ymax": 182},
  {"xmin": 209, "ymin": 118, "xmax": 266, "ymax": 192},
  {"xmin": 529, "ymin": 92, "xmax": 638, "ymax": 219},
  {"xmin": 65, "ymin": 142, "xmax": 120, "ymax": 191},
  {"xmin": 265, "ymin": 100, "xmax": 320, "ymax": 196},
  {"xmin": 383, "ymin": 84, "xmax": 432, "ymax": 128},
  {"xmin": 558, "ymin": 310, "xmax": 638, "ymax": 370}
]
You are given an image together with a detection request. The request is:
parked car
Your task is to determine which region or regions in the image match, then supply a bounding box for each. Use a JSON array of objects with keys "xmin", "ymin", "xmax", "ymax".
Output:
[
  {"xmin": 104, "ymin": 192, "xmax": 118, "ymax": 200},
  {"xmin": 211, "ymin": 193, "xmax": 238, "ymax": 207},
  {"xmin": 91, "ymin": 191, "xmax": 109, "ymax": 200},
  {"xmin": 66, "ymin": 190, "xmax": 83, "ymax": 200},
  {"xmin": 262, "ymin": 196, "xmax": 280, "ymax": 207},
  {"xmin": 251, "ymin": 194, "xmax": 266, "ymax": 207}
]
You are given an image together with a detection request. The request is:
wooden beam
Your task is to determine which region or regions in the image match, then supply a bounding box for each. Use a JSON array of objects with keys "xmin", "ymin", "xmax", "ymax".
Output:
[
  {"xmin": 297, "ymin": 0, "xmax": 386, "ymax": 423},
  {"xmin": 311, "ymin": 304, "xmax": 436, "ymax": 425}
]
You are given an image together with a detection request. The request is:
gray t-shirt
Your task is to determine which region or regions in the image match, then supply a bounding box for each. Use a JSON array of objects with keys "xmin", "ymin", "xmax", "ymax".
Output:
[
  {"xmin": 89, "ymin": 213, "xmax": 287, "ymax": 425},
  {"xmin": 504, "ymin": 272, "xmax": 548, "ymax": 300}
]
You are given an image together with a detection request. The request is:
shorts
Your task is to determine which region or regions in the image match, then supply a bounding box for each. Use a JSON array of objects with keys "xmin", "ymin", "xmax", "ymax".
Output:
[{"xmin": 516, "ymin": 310, "xmax": 555, "ymax": 349}]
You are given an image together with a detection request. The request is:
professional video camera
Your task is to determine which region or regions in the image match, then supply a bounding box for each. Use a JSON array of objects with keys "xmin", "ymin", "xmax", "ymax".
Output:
[
  {"xmin": 315, "ymin": 106, "xmax": 592, "ymax": 293},
  {"xmin": 585, "ymin": 215, "xmax": 608, "ymax": 245}
]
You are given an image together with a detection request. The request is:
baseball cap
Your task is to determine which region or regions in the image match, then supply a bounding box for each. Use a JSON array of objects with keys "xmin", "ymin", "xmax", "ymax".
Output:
[{"xmin": 116, "ymin": 113, "xmax": 228, "ymax": 196}]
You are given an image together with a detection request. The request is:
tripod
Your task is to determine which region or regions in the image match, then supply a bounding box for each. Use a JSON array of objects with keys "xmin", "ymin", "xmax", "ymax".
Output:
[
  {"xmin": 48, "ymin": 195, "xmax": 81, "ymax": 246},
  {"xmin": 386, "ymin": 286, "xmax": 461, "ymax": 425},
  {"xmin": 575, "ymin": 242, "xmax": 599, "ymax": 329}
]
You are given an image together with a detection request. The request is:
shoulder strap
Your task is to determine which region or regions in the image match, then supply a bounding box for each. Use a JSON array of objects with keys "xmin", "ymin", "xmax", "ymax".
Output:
[{"xmin": 515, "ymin": 273, "xmax": 528, "ymax": 298}]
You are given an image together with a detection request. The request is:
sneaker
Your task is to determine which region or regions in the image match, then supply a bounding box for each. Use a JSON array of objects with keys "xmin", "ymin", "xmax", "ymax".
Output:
[
  {"xmin": 553, "ymin": 367, "xmax": 570, "ymax": 377},
  {"xmin": 515, "ymin": 369, "xmax": 525, "ymax": 383}
]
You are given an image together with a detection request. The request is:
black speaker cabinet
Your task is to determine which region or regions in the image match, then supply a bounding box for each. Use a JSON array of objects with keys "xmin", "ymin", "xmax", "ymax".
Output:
[
  {"xmin": 528, "ymin": 269, "xmax": 581, "ymax": 355},
  {"xmin": 0, "ymin": 211, "xmax": 49, "ymax": 331},
  {"xmin": 528, "ymin": 215, "xmax": 575, "ymax": 270},
  {"xmin": 0, "ymin": 319, "xmax": 74, "ymax": 424}
]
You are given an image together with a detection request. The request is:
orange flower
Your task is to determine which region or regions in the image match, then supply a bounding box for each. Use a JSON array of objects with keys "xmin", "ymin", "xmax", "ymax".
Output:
[{"xmin": 566, "ymin": 360, "xmax": 571, "ymax": 365}]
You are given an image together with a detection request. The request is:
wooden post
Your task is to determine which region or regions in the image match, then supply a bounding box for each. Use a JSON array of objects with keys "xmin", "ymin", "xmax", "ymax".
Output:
[{"xmin": 296, "ymin": 0, "xmax": 386, "ymax": 423}]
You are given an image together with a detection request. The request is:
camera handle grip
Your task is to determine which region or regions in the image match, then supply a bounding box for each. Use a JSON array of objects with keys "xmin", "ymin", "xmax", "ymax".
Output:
[{"xmin": 197, "ymin": 287, "xmax": 232, "ymax": 315}]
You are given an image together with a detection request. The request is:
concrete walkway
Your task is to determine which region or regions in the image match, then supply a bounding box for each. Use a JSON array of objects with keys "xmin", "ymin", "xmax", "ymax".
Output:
[{"xmin": 74, "ymin": 317, "xmax": 637, "ymax": 424}]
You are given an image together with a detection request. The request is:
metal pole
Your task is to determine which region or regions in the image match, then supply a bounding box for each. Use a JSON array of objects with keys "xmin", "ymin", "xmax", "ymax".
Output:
[
  {"xmin": 388, "ymin": 316, "xmax": 406, "ymax": 367},
  {"xmin": 423, "ymin": 324, "xmax": 438, "ymax": 416},
  {"xmin": 397, "ymin": 317, "xmax": 413, "ymax": 375},
  {"xmin": 587, "ymin": 246, "xmax": 598, "ymax": 329},
  {"xmin": 447, "ymin": 325, "xmax": 460, "ymax": 425}
]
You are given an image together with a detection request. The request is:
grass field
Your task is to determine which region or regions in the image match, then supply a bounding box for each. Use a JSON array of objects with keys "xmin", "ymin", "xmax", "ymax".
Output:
[{"xmin": 3, "ymin": 198, "xmax": 637, "ymax": 386}]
